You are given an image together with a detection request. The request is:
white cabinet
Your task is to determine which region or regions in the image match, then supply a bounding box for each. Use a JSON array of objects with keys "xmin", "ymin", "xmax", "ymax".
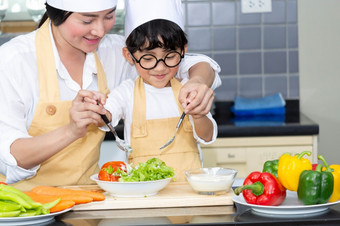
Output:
[{"xmin": 201, "ymin": 135, "xmax": 318, "ymax": 178}]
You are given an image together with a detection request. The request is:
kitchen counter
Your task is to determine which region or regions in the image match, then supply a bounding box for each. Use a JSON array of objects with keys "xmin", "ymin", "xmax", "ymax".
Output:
[
  {"xmin": 105, "ymin": 100, "xmax": 319, "ymax": 140},
  {"xmin": 49, "ymin": 198, "xmax": 340, "ymax": 226}
]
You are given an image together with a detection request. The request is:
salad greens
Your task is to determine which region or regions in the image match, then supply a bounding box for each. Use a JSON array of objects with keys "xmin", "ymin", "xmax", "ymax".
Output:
[{"xmin": 118, "ymin": 158, "xmax": 175, "ymax": 182}]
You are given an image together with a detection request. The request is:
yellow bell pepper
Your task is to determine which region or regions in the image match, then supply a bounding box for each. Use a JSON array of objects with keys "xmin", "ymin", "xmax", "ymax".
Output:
[
  {"xmin": 323, "ymin": 164, "xmax": 340, "ymax": 202},
  {"xmin": 278, "ymin": 151, "xmax": 312, "ymax": 191}
]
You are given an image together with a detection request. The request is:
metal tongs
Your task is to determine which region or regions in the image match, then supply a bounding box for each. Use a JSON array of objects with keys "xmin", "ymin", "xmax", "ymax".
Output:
[
  {"xmin": 160, "ymin": 112, "xmax": 186, "ymax": 150},
  {"xmin": 101, "ymin": 114, "xmax": 133, "ymax": 160}
]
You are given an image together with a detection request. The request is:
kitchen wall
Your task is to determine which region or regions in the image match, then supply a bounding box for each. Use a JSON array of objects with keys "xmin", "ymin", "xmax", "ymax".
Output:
[
  {"xmin": 299, "ymin": 0, "xmax": 340, "ymax": 165},
  {"xmin": 182, "ymin": 0, "xmax": 299, "ymax": 101}
]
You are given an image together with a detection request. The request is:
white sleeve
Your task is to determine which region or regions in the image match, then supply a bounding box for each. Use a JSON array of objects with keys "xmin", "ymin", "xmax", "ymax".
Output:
[
  {"xmin": 177, "ymin": 53, "xmax": 222, "ymax": 90},
  {"xmin": 189, "ymin": 113, "xmax": 218, "ymax": 145},
  {"xmin": 0, "ymin": 66, "xmax": 40, "ymax": 184},
  {"xmin": 104, "ymin": 79, "xmax": 134, "ymax": 127}
]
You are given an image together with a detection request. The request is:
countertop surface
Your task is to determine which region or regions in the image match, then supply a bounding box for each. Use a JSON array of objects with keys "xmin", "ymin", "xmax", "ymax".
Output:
[
  {"xmin": 105, "ymin": 100, "xmax": 319, "ymax": 140},
  {"xmin": 49, "ymin": 193, "xmax": 340, "ymax": 226}
]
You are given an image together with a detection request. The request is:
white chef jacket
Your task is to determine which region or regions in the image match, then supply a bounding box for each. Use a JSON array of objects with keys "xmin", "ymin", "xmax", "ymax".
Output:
[
  {"xmin": 104, "ymin": 78, "xmax": 218, "ymax": 146},
  {"xmin": 0, "ymin": 22, "xmax": 221, "ymax": 183}
]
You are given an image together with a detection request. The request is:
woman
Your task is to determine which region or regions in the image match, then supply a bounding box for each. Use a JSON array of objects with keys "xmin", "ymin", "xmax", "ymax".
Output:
[{"xmin": 0, "ymin": 0, "xmax": 221, "ymax": 190}]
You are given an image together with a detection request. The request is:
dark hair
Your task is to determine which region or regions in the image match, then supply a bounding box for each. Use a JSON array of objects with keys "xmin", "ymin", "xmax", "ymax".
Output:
[
  {"xmin": 126, "ymin": 19, "xmax": 187, "ymax": 54},
  {"xmin": 38, "ymin": 3, "xmax": 73, "ymax": 28}
]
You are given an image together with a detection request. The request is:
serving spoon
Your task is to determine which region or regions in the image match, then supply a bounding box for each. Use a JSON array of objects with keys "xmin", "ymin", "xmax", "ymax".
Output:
[{"xmin": 101, "ymin": 114, "xmax": 133, "ymax": 160}]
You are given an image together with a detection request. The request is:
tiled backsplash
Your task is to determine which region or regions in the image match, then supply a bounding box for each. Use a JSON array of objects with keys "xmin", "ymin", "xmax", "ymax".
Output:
[
  {"xmin": 0, "ymin": 0, "xmax": 298, "ymax": 103},
  {"xmin": 182, "ymin": 0, "xmax": 299, "ymax": 101}
]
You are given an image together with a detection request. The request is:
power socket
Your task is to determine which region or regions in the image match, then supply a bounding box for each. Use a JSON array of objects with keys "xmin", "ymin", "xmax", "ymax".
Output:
[{"xmin": 241, "ymin": 0, "xmax": 272, "ymax": 13}]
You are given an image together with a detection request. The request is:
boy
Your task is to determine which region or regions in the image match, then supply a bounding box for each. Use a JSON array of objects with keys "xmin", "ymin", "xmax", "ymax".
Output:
[{"xmin": 102, "ymin": 0, "xmax": 218, "ymax": 181}]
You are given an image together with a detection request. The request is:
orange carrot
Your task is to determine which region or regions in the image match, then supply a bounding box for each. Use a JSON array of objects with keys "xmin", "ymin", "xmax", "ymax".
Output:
[
  {"xmin": 24, "ymin": 192, "xmax": 75, "ymax": 213},
  {"xmin": 49, "ymin": 200, "xmax": 75, "ymax": 213},
  {"xmin": 26, "ymin": 190, "xmax": 93, "ymax": 204},
  {"xmin": 31, "ymin": 186, "xmax": 105, "ymax": 201}
]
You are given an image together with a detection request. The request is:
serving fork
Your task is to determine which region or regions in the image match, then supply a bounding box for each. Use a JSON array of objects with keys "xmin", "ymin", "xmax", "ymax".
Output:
[{"xmin": 160, "ymin": 112, "xmax": 186, "ymax": 150}]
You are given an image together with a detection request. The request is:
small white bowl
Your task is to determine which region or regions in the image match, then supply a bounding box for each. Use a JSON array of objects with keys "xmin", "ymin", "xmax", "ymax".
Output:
[
  {"xmin": 90, "ymin": 174, "xmax": 172, "ymax": 197},
  {"xmin": 185, "ymin": 167, "xmax": 238, "ymax": 195}
]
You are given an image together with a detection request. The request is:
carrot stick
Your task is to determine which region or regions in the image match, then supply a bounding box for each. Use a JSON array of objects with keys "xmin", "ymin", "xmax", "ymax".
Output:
[
  {"xmin": 30, "ymin": 186, "xmax": 105, "ymax": 201},
  {"xmin": 24, "ymin": 192, "xmax": 75, "ymax": 213},
  {"xmin": 49, "ymin": 200, "xmax": 75, "ymax": 213},
  {"xmin": 26, "ymin": 190, "xmax": 93, "ymax": 204}
]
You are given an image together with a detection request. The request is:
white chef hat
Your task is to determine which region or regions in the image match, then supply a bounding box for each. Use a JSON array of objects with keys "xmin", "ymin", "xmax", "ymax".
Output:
[
  {"xmin": 46, "ymin": 0, "xmax": 118, "ymax": 13},
  {"xmin": 124, "ymin": 0, "xmax": 184, "ymax": 38}
]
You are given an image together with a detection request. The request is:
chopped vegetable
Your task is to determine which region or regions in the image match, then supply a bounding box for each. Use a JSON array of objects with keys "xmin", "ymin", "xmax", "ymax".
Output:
[
  {"xmin": 98, "ymin": 161, "xmax": 127, "ymax": 181},
  {"xmin": 30, "ymin": 186, "xmax": 105, "ymax": 201},
  {"xmin": 119, "ymin": 158, "xmax": 175, "ymax": 182},
  {"xmin": 234, "ymin": 171, "xmax": 286, "ymax": 206},
  {"xmin": 24, "ymin": 192, "xmax": 74, "ymax": 213},
  {"xmin": 297, "ymin": 155, "xmax": 334, "ymax": 205}
]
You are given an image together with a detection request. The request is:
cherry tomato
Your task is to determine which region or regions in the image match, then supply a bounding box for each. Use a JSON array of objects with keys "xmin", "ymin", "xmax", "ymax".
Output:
[{"xmin": 98, "ymin": 161, "xmax": 126, "ymax": 181}]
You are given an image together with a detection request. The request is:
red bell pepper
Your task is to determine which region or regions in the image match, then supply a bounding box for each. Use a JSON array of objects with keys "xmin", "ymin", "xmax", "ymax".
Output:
[{"xmin": 234, "ymin": 171, "xmax": 286, "ymax": 206}]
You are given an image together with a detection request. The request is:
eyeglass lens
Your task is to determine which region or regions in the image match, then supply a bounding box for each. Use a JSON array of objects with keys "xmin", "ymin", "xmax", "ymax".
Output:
[{"xmin": 139, "ymin": 51, "xmax": 182, "ymax": 69}]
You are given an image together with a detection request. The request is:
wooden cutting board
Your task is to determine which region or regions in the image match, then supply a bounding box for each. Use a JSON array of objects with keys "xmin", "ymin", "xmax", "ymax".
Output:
[{"xmin": 63, "ymin": 182, "xmax": 234, "ymax": 211}]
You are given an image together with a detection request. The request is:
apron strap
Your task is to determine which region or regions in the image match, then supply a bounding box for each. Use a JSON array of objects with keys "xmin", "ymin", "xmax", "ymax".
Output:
[
  {"xmin": 35, "ymin": 19, "xmax": 59, "ymax": 101},
  {"xmin": 131, "ymin": 77, "xmax": 190, "ymax": 138}
]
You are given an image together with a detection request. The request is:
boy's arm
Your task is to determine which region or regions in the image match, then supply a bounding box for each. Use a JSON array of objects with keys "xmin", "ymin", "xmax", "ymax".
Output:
[{"xmin": 192, "ymin": 115, "xmax": 214, "ymax": 142}]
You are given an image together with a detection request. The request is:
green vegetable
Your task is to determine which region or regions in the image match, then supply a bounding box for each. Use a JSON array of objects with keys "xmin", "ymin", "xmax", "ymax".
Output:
[
  {"xmin": 18, "ymin": 208, "xmax": 42, "ymax": 217},
  {"xmin": 0, "ymin": 190, "xmax": 32, "ymax": 209},
  {"xmin": 262, "ymin": 159, "xmax": 279, "ymax": 178},
  {"xmin": 42, "ymin": 198, "xmax": 60, "ymax": 211},
  {"xmin": 0, "ymin": 184, "xmax": 41, "ymax": 209},
  {"xmin": 297, "ymin": 155, "xmax": 334, "ymax": 205},
  {"xmin": 119, "ymin": 158, "xmax": 174, "ymax": 182},
  {"xmin": 0, "ymin": 210, "xmax": 21, "ymax": 217},
  {"xmin": 0, "ymin": 201, "xmax": 22, "ymax": 212}
]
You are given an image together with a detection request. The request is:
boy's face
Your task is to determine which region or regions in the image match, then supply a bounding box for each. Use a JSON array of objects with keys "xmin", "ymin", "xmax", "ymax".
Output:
[{"xmin": 123, "ymin": 46, "xmax": 187, "ymax": 88}]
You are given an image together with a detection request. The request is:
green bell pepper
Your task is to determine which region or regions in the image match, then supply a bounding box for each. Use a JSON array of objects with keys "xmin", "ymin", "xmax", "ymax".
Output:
[
  {"xmin": 297, "ymin": 155, "xmax": 334, "ymax": 205},
  {"xmin": 262, "ymin": 159, "xmax": 279, "ymax": 178}
]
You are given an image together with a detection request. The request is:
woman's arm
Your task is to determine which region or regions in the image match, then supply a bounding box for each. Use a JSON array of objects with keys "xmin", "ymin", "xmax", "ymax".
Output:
[{"xmin": 10, "ymin": 90, "xmax": 106, "ymax": 169}]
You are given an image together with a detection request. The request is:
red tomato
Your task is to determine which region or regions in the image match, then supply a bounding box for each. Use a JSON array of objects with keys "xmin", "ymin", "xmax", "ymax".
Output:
[
  {"xmin": 98, "ymin": 161, "xmax": 126, "ymax": 181},
  {"xmin": 101, "ymin": 161, "xmax": 126, "ymax": 171}
]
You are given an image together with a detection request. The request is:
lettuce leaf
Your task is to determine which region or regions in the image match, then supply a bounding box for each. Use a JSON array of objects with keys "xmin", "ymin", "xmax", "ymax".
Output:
[{"xmin": 118, "ymin": 158, "xmax": 174, "ymax": 182}]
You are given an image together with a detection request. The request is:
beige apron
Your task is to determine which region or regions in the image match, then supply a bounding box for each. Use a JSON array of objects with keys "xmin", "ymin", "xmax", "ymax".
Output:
[
  {"xmin": 1, "ymin": 19, "xmax": 109, "ymax": 191},
  {"xmin": 129, "ymin": 77, "xmax": 201, "ymax": 182}
]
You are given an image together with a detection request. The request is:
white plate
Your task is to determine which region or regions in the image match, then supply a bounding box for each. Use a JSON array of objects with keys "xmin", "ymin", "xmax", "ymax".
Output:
[
  {"xmin": 0, "ymin": 208, "xmax": 72, "ymax": 226},
  {"xmin": 90, "ymin": 174, "xmax": 172, "ymax": 197},
  {"xmin": 233, "ymin": 190, "xmax": 340, "ymax": 215}
]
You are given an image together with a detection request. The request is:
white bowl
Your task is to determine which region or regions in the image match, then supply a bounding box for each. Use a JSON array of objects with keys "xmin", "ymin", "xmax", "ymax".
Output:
[
  {"xmin": 90, "ymin": 174, "xmax": 172, "ymax": 197},
  {"xmin": 185, "ymin": 167, "xmax": 238, "ymax": 195}
]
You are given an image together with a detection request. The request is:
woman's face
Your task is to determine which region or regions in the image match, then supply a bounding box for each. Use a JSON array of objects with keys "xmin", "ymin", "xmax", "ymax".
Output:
[{"xmin": 54, "ymin": 8, "xmax": 116, "ymax": 53}]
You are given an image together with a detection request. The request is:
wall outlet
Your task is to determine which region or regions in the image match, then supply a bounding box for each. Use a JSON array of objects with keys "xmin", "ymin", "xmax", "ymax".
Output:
[{"xmin": 241, "ymin": 0, "xmax": 272, "ymax": 13}]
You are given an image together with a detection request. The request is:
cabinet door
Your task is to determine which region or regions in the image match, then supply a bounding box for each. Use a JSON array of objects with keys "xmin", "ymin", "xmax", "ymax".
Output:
[
  {"xmin": 245, "ymin": 146, "xmax": 313, "ymax": 174},
  {"xmin": 202, "ymin": 147, "xmax": 248, "ymax": 177}
]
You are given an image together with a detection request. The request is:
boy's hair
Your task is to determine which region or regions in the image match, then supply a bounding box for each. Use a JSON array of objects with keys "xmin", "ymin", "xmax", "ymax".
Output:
[{"xmin": 126, "ymin": 19, "xmax": 188, "ymax": 54}]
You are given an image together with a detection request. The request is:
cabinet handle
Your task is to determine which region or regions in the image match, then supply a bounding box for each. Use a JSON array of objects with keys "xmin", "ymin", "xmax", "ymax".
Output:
[{"xmin": 228, "ymin": 154, "xmax": 235, "ymax": 158}]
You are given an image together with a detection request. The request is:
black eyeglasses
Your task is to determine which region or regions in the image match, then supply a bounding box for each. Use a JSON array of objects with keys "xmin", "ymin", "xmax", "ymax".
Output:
[{"xmin": 130, "ymin": 51, "xmax": 184, "ymax": 70}]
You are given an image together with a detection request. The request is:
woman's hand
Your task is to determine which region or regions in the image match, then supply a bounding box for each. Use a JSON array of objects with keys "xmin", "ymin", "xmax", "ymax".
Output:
[
  {"xmin": 179, "ymin": 80, "xmax": 214, "ymax": 117},
  {"xmin": 68, "ymin": 90, "xmax": 107, "ymax": 139}
]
